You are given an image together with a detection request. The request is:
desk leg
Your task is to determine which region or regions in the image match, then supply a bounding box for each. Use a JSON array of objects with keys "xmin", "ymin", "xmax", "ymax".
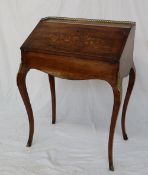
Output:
[
  {"xmin": 17, "ymin": 64, "xmax": 34, "ymax": 147},
  {"xmin": 121, "ymin": 67, "xmax": 136, "ymax": 140},
  {"xmin": 108, "ymin": 86, "xmax": 122, "ymax": 171},
  {"xmin": 48, "ymin": 75, "xmax": 56, "ymax": 124}
]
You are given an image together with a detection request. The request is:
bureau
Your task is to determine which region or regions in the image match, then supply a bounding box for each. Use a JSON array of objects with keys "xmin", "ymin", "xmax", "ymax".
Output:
[{"xmin": 17, "ymin": 17, "xmax": 136, "ymax": 171}]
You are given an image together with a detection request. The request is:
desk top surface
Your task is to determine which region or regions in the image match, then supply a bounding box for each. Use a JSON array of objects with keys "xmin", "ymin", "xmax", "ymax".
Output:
[{"xmin": 21, "ymin": 17, "xmax": 135, "ymax": 63}]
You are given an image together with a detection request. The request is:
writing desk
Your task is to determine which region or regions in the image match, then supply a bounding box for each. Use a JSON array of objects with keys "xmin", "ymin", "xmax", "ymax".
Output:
[{"xmin": 17, "ymin": 17, "xmax": 136, "ymax": 171}]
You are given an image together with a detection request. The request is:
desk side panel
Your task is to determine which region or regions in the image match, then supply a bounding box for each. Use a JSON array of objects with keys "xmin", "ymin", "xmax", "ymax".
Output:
[{"xmin": 119, "ymin": 25, "xmax": 136, "ymax": 78}]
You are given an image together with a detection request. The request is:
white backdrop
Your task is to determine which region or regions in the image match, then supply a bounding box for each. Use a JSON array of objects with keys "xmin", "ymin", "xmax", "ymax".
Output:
[{"xmin": 0, "ymin": 0, "xmax": 148, "ymax": 174}]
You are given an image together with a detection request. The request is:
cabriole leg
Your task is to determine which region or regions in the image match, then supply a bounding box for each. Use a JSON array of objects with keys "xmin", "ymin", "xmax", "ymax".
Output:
[
  {"xmin": 17, "ymin": 64, "xmax": 34, "ymax": 147},
  {"xmin": 48, "ymin": 75, "xmax": 56, "ymax": 124},
  {"xmin": 121, "ymin": 67, "xmax": 136, "ymax": 140},
  {"xmin": 108, "ymin": 84, "xmax": 122, "ymax": 171}
]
